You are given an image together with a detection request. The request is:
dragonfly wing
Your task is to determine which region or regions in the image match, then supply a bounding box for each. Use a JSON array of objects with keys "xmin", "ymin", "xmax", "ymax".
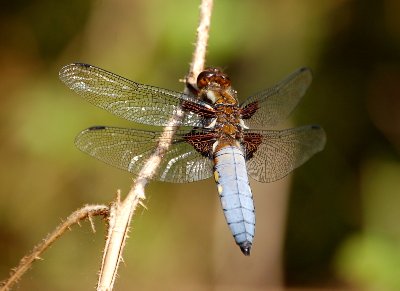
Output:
[
  {"xmin": 240, "ymin": 67, "xmax": 312, "ymax": 128},
  {"xmin": 244, "ymin": 125, "xmax": 326, "ymax": 183},
  {"xmin": 75, "ymin": 126, "xmax": 214, "ymax": 183},
  {"xmin": 59, "ymin": 63, "xmax": 210, "ymax": 127}
]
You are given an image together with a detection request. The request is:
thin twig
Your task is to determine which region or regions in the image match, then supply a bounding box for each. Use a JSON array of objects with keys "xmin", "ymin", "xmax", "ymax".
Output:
[
  {"xmin": 96, "ymin": 1, "xmax": 214, "ymax": 290},
  {"xmin": 187, "ymin": 0, "xmax": 213, "ymax": 86},
  {"xmin": 0, "ymin": 205, "xmax": 109, "ymax": 291}
]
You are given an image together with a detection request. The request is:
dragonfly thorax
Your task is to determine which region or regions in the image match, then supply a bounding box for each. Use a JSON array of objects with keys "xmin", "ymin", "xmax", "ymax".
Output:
[{"xmin": 196, "ymin": 69, "xmax": 243, "ymax": 147}]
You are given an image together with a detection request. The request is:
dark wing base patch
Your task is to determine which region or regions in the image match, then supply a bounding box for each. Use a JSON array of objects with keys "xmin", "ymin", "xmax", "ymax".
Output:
[
  {"xmin": 240, "ymin": 101, "xmax": 259, "ymax": 120},
  {"xmin": 242, "ymin": 132, "xmax": 263, "ymax": 160},
  {"xmin": 184, "ymin": 131, "xmax": 217, "ymax": 158}
]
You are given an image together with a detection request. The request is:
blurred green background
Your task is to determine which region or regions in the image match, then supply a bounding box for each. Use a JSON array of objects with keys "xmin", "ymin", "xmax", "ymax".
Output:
[{"xmin": 1, "ymin": 0, "xmax": 399, "ymax": 290}]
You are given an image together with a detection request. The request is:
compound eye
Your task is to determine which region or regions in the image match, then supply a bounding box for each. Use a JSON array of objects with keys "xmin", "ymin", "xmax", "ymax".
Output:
[
  {"xmin": 197, "ymin": 71, "xmax": 215, "ymax": 89},
  {"xmin": 196, "ymin": 68, "xmax": 231, "ymax": 89}
]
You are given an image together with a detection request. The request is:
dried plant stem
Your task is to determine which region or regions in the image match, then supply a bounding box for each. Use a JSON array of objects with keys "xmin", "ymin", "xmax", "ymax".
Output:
[
  {"xmin": 0, "ymin": 205, "xmax": 109, "ymax": 291},
  {"xmin": 97, "ymin": 122, "xmax": 184, "ymax": 290},
  {"xmin": 187, "ymin": 0, "xmax": 213, "ymax": 86},
  {"xmin": 96, "ymin": 1, "xmax": 214, "ymax": 290}
]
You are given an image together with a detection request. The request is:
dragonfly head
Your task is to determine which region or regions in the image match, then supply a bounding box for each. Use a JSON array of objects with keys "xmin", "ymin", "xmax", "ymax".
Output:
[{"xmin": 197, "ymin": 67, "xmax": 231, "ymax": 90}]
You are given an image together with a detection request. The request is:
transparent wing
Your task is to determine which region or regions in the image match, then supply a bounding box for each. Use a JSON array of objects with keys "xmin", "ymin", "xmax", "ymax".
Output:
[
  {"xmin": 75, "ymin": 126, "xmax": 214, "ymax": 183},
  {"xmin": 244, "ymin": 125, "xmax": 326, "ymax": 183},
  {"xmin": 59, "ymin": 63, "xmax": 209, "ymax": 127},
  {"xmin": 240, "ymin": 67, "xmax": 312, "ymax": 128}
]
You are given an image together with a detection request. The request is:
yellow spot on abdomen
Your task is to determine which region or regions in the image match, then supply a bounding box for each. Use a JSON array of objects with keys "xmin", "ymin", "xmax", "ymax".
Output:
[
  {"xmin": 217, "ymin": 184, "xmax": 223, "ymax": 194},
  {"xmin": 214, "ymin": 170, "xmax": 219, "ymax": 182}
]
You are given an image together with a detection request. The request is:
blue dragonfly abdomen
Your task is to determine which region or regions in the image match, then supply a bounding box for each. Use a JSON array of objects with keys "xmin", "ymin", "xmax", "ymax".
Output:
[{"xmin": 213, "ymin": 145, "xmax": 255, "ymax": 255}]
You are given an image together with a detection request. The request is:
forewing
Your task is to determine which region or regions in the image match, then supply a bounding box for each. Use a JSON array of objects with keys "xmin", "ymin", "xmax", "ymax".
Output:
[
  {"xmin": 75, "ymin": 126, "xmax": 214, "ymax": 183},
  {"xmin": 244, "ymin": 125, "xmax": 326, "ymax": 183},
  {"xmin": 240, "ymin": 67, "xmax": 312, "ymax": 128},
  {"xmin": 59, "ymin": 63, "xmax": 209, "ymax": 127}
]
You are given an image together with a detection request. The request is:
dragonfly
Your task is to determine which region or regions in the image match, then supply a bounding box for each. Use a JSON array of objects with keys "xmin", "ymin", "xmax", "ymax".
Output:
[{"xmin": 59, "ymin": 63, "xmax": 326, "ymax": 256}]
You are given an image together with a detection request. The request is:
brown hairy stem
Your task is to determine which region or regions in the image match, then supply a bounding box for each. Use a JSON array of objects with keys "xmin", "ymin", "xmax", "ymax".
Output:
[{"xmin": 0, "ymin": 205, "xmax": 109, "ymax": 291}]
